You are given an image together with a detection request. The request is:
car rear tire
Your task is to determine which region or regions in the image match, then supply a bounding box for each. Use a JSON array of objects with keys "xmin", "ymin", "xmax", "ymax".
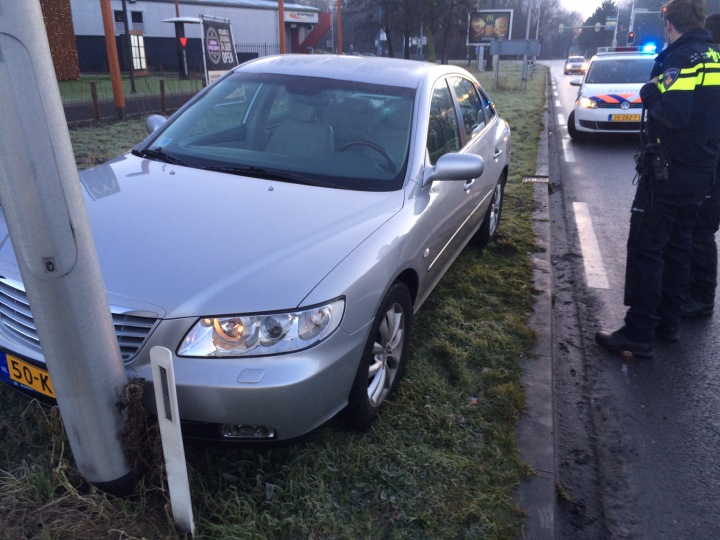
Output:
[
  {"xmin": 567, "ymin": 110, "xmax": 585, "ymax": 141},
  {"xmin": 474, "ymin": 173, "xmax": 506, "ymax": 247},
  {"xmin": 345, "ymin": 282, "xmax": 412, "ymax": 427}
]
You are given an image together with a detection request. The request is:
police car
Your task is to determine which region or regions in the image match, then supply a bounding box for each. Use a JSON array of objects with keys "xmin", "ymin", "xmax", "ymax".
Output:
[{"xmin": 567, "ymin": 47, "xmax": 657, "ymax": 140}]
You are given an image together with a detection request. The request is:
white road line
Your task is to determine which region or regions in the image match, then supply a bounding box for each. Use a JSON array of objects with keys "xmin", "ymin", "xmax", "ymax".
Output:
[
  {"xmin": 555, "ymin": 99, "xmax": 562, "ymax": 108},
  {"xmin": 556, "ymin": 112, "xmax": 577, "ymax": 162},
  {"xmin": 572, "ymin": 202, "xmax": 610, "ymax": 289},
  {"xmin": 562, "ymin": 138, "xmax": 576, "ymax": 162}
]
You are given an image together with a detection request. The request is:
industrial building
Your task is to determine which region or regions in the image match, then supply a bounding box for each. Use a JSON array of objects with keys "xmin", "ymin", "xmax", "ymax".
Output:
[{"xmin": 42, "ymin": 0, "xmax": 330, "ymax": 79}]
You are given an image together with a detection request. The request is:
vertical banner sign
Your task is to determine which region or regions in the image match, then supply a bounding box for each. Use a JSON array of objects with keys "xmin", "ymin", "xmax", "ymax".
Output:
[
  {"xmin": 467, "ymin": 10, "xmax": 514, "ymax": 45},
  {"xmin": 201, "ymin": 16, "xmax": 238, "ymax": 84}
]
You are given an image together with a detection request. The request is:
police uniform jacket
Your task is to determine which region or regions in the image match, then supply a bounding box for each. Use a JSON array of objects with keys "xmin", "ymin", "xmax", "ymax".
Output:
[{"xmin": 640, "ymin": 28, "xmax": 720, "ymax": 167}]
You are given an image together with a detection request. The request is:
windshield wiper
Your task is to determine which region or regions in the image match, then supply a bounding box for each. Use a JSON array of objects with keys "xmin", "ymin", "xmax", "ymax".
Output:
[
  {"xmin": 134, "ymin": 147, "xmax": 188, "ymax": 166},
  {"xmin": 201, "ymin": 165, "xmax": 337, "ymax": 188}
]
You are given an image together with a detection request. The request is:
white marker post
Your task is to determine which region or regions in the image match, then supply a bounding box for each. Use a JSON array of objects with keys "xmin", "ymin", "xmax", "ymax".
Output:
[{"xmin": 151, "ymin": 347, "xmax": 195, "ymax": 537}]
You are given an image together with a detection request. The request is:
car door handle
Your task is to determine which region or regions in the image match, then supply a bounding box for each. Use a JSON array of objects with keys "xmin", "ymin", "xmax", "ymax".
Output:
[
  {"xmin": 464, "ymin": 178, "xmax": 475, "ymax": 191},
  {"xmin": 493, "ymin": 148, "xmax": 503, "ymax": 159}
]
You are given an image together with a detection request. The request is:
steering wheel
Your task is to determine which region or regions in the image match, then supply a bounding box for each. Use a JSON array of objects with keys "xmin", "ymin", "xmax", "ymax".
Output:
[{"xmin": 340, "ymin": 140, "xmax": 396, "ymax": 173}]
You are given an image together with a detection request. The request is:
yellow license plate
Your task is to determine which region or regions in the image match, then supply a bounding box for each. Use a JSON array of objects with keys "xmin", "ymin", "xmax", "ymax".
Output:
[
  {"xmin": 610, "ymin": 114, "xmax": 640, "ymax": 122},
  {"xmin": 6, "ymin": 354, "xmax": 55, "ymax": 398}
]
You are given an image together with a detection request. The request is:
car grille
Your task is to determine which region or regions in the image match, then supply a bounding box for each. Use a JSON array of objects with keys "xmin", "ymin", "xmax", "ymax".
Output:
[
  {"xmin": 0, "ymin": 277, "xmax": 158, "ymax": 361},
  {"xmin": 595, "ymin": 102, "xmax": 643, "ymax": 109},
  {"xmin": 579, "ymin": 120, "xmax": 641, "ymax": 131}
]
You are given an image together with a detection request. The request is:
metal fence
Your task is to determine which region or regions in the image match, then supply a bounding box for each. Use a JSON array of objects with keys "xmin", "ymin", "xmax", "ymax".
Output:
[
  {"xmin": 235, "ymin": 42, "xmax": 281, "ymax": 57},
  {"xmin": 61, "ymin": 42, "xmax": 280, "ymax": 124},
  {"xmin": 62, "ymin": 78, "xmax": 205, "ymax": 124}
]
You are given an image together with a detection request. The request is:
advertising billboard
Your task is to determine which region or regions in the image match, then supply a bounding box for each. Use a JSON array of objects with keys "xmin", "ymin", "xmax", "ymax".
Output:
[
  {"xmin": 202, "ymin": 16, "xmax": 238, "ymax": 84},
  {"xmin": 467, "ymin": 10, "xmax": 513, "ymax": 45}
]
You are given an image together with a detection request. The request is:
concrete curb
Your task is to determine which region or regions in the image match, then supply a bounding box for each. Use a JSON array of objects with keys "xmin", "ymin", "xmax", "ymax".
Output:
[{"xmin": 515, "ymin": 84, "xmax": 556, "ymax": 538}]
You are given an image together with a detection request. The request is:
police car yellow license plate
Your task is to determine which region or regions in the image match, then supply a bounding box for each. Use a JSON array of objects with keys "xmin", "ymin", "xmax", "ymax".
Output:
[
  {"xmin": 610, "ymin": 114, "xmax": 640, "ymax": 121},
  {"xmin": 2, "ymin": 352, "xmax": 55, "ymax": 398}
]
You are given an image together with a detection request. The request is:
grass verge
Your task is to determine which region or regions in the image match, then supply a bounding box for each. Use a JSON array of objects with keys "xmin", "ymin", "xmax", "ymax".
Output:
[{"xmin": 0, "ymin": 63, "xmax": 547, "ymax": 539}]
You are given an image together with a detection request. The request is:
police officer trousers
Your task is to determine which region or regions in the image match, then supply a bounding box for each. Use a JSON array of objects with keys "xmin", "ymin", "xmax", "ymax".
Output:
[
  {"xmin": 623, "ymin": 162, "xmax": 715, "ymax": 342},
  {"xmin": 687, "ymin": 163, "xmax": 720, "ymax": 305}
]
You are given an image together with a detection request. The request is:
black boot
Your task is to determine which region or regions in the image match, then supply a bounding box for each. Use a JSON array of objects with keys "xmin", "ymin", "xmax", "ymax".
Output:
[
  {"xmin": 655, "ymin": 322, "xmax": 679, "ymax": 342},
  {"xmin": 680, "ymin": 297, "xmax": 714, "ymax": 318},
  {"xmin": 595, "ymin": 328, "xmax": 654, "ymax": 358}
]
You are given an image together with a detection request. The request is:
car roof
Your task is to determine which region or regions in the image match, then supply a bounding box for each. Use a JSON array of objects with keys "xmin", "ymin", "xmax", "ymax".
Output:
[
  {"xmin": 591, "ymin": 46, "xmax": 657, "ymax": 61},
  {"xmin": 234, "ymin": 54, "xmax": 471, "ymax": 89},
  {"xmin": 589, "ymin": 52, "xmax": 657, "ymax": 62}
]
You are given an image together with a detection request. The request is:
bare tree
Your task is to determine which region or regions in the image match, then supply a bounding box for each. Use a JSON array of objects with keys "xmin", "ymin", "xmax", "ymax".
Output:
[
  {"xmin": 578, "ymin": 0, "xmax": 617, "ymax": 55},
  {"xmin": 342, "ymin": 0, "xmax": 581, "ymax": 61}
]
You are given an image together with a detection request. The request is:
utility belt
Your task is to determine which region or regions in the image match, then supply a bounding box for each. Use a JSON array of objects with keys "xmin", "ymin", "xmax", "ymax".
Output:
[
  {"xmin": 634, "ymin": 142, "xmax": 670, "ymax": 183},
  {"xmin": 635, "ymin": 106, "xmax": 670, "ymax": 184}
]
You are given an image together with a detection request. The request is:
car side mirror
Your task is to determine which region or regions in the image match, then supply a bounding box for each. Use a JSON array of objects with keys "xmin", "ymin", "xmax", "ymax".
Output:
[
  {"xmin": 570, "ymin": 77, "xmax": 582, "ymax": 86},
  {"xmin": 145, "ymin": 114, "xmax": 167, "ymax": 135},
  {"xmin": 423, "ymin": 153, "xmax": 484, "ymax": 187}
]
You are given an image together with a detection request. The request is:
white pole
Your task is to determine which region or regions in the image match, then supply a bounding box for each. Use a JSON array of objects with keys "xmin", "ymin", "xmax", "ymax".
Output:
[
  {"xmin": 0, "ymin": 0, "xmax": 132, "ymax": 493},
  {"xmin": 612, "ymin": 9, "xmax": 619, "ymax": 47},
  {"xmin": 521, "ymin": 0, "xmax": 534, "ymax": 89}
]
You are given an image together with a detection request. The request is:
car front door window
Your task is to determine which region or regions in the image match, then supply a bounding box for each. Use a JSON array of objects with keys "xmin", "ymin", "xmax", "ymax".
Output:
[
  {"xmin": 427, "ymin": 82, "xmax": 461, "ymax": 165},
  {"xmin": 450, "ymin": 77, "xmax": 486, "ymax": 138}
]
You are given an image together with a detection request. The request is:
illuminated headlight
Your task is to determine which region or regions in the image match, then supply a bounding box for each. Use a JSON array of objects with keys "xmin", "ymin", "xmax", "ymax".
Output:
[
  {"xmin": 581, "ymin": 63, "xmax": 589, "ymax": 71},
  {"xmin": 578, "ymin": 97, "xmax": 597, "ymax": 109},
  {"xmin": 178, "ymin": 299, "xmax": 345, "ymax": 357}
]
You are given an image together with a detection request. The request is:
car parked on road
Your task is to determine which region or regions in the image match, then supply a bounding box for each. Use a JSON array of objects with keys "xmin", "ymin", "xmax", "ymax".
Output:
[
  {"xmin": 567, "ymin": 47, "xmax": 656, "ymax": 140},
  {"xmin": 564, "ymin": 55, "xmax": 588, "ymax": 75},
  {"xmin": 0, "ymin": 55, "xmax": 511, "ymax": 442}
]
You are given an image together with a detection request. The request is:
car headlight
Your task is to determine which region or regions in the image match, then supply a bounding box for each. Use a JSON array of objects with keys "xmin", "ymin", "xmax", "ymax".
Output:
[
  {"xmin": 578, "ymin": 97, "xmax": 597, "ymax": 109},
  {"xmin": 178, "ymin": 299, "xmax": 345, "ymax": 357}
]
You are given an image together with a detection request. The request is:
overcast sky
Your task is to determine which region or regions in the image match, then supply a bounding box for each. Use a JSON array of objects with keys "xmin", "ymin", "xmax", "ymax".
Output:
[{"xmin": 561, "ymin": 0, "xmax": 601, "ymax": 20}]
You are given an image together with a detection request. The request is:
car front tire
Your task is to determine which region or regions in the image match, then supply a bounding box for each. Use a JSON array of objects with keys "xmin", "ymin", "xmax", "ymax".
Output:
[
  {"xmin": 345, "ymin": 282, "xmax": 413, "ymax": 427},
  {"xmin": 475, "ymin": 173, "xmax": 506, "ymax": 247},
  {"xmin": 567, "ymin": 110, "xmax": 585, "ymax": 141}
]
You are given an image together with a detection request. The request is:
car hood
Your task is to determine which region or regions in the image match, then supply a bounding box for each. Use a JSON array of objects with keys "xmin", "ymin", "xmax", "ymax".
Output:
[{"xmin": 0, "ymin": 154, "xmax": 404, "ymax": 318}]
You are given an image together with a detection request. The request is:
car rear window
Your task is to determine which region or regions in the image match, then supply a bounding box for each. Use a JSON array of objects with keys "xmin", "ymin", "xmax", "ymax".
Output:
[{"xmin": 585, "ymin": 58, "xmax": 655, "ymax": 84}]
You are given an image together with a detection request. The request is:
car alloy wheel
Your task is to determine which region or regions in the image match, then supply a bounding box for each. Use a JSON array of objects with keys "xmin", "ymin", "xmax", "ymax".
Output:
[
  {"xmin": 475, "ymin": 173, "xmax": 506, "ymax": 247},
  {"xmin": 345, "ymin": 282, "xmax": 412, "ymax": 427}
]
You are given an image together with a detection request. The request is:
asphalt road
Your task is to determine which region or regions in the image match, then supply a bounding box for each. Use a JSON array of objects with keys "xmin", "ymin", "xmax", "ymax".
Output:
[{"xmin": 545, "ymin": 59, "xmax": 720, "ymax": 539}]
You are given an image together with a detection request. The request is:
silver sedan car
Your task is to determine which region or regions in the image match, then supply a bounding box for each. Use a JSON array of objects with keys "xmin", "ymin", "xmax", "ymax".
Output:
[{"xmin": 0, "ymin": 55, "xmax": 511, "ymax": 441}]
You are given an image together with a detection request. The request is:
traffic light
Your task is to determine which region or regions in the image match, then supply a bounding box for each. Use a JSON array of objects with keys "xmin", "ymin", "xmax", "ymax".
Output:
[{"xmin": 627, "ymin": 31, "xmax": 635, "ymax": 45}]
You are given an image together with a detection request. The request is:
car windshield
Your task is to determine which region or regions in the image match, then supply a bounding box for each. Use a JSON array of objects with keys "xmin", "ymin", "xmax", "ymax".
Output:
[
  {"xmin": 584, "ymin": 57, "xmax": 655, "ymax": 84},
  {"xmin": 568, "ymin": 56, "xmax": 585, "ymax": 63},
  {"xmin": 139, "ymin": 72, "xmax": 415, "ymax": 192}
]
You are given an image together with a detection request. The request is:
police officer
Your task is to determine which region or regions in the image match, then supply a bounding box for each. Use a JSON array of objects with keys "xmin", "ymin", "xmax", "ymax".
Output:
[
  {"xmin": 681, "ymin": 11, "xmax": 720, "ymax": 318},
  {"xmin": 596, "ymin": 0, "xmax": 720, "ymax": 357}
]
